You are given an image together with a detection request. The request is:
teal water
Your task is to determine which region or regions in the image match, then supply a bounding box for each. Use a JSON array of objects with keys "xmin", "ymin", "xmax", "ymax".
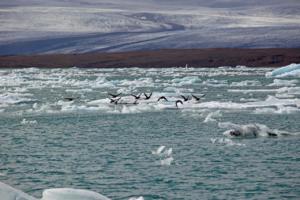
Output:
[{"xmin": 0, "ymin": 67, "xmax": 299, "ymax": 199}]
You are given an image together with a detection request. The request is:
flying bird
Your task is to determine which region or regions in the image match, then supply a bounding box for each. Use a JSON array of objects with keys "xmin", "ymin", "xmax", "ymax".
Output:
[
  {"xmin": 157, "ymin": 96, "xmax": 168, "ymax": 102},
  {"xmin": 108, "ymin": 93, "xmax": 122, "ymax": 98},
  {"xmin": 176, "ymin": 100, "xmax": 183, "ymax": 108},
  {"xmin": 180, "ymin": 95, "xmax": 190, "ymax": 102},
  {"xmin": 143, "ymin": 92, "xmax": 152, "ymax": 100}
]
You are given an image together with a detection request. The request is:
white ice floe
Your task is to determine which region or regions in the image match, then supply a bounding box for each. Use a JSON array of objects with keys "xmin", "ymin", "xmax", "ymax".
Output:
[
  {"xmin": 160, "ymin": 156, "xmax": 174, "ymax": 166},
  {"xmin": 0, "ymin": 181, "xmax": 112, "ymax": 200},
  {"xmin": 21, "ymin": 118, "xmax": 37, "ymax": 125},
  {"xmin": 254, "ymin": 105, "xmax": 299, "ymax": 114},
  {"xmin": 152, "ymin": 145, "xmax": 166, "ymax": 155},
  {"xmin": 268, "ymin": 79, "xmax": 298, "ymax": 87},
  {"xmin": 152, "ymin": 146, "xmax": 174, "ymax": 166},
  {"xmin": 266, "ymin": 63, "xmax": 300, "ymax": 78},
  {"xmin": 129, "ymin": 196, "xmax": 144, "ymax": 200},
  {"xmin": 0, "ymin": 181, "xmax": 37, "ymax": 200},
  {"xmin": 41, "ymin": 188, "xmax": 111, "ymax": 200},
  {"xmin": 171, "ymin": 76, "xmax": 200, "ymax": 86},
  {"xmin": 219, "ymin": 122, "xmax": 299, "ymax": 138},
  {"xmin": 210, "ymin": 138, "xmax": 245, "ymax": 146},
  {"xmin": 230, "ymin": 80, "xmax": 261, "ymax": 87}
]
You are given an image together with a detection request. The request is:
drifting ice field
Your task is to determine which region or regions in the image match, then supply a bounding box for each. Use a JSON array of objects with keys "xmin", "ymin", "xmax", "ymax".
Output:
[{"xmin": 0, "ymin": 67, "xmax": 300, "ymax": 199}]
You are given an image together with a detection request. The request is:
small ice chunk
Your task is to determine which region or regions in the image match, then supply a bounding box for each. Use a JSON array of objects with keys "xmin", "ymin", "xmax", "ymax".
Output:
[
  {"xmin": 21, "ymin": 119, "xmax": 37, "ymax": 125},
  {"xmin": 129, "ymin": 196, "xmax": 144, "ymax": 200},
  {"xmin": 152, "ymin": 146, "xmax": 165, "ymax": 155},
  {"xmin": 160, "ymin": 157, "xmax": 174, "ymax": 166}
]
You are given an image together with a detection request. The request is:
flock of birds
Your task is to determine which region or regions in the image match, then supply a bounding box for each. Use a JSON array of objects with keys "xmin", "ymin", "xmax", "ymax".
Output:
[{"xmin": 107, "ymin": 92, "xmax": 205, "ymax": 108}]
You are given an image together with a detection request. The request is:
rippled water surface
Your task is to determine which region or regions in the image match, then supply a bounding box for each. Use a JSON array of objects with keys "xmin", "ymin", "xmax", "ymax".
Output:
[{"xmin": 0, "ymin": 67, "xmax": 299, "ymax": 199}]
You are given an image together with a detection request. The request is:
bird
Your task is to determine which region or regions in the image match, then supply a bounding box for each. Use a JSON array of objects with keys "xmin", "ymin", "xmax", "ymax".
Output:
[
  {"xmin": 180, "ymin": 95, "xmax": 190, "ymax": 102},
  {"xmin": 131, "ymin": 93, "xmax": 141, "ymax": 100},
  {"xmin": 109, "ymin": 97, "xmax": 121, "ymax": 104},
  {"xmin": 191, "ymin": 94, "xmax": 205, "ymax": 101},
  {"xmin": 175, "ymin": 100, "xmax": 183, "ymax": 108},
  {"xmin": 108, "ymin": 93, "xmax": 122, "ymax": 98},
  {"xmin": 133, "ymin": 99, "xmax": 139, "ymax": 105},
  {"xmin": 64, "ymin": 97, "xmax": 76, "ymax": 101},
  {"xmin": 143, "ymin": 92, "xmax": 152, "ymax": 100},
  {"xmin": 157, "ymin": 96, "xmax": 168, "ymax": 102}
]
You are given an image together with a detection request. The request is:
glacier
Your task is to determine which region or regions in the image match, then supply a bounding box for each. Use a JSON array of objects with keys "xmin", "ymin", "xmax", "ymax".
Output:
[{"xmin": 0, "ymin": 0, "xmax": 300, "ymax": 55}]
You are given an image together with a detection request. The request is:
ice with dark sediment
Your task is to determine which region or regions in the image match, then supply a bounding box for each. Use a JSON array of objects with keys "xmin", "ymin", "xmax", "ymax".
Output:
[{"xmin": 219, "ymin": 122, "xmax": 299, "ymax": 138}]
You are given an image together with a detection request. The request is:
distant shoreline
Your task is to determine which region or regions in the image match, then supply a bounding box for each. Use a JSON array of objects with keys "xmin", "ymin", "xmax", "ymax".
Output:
[{"xmin": 0, "ymin": 48, "xmax": 299, "ymax": 68}]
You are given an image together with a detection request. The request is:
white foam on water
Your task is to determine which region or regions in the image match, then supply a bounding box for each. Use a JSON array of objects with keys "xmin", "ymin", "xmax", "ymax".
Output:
[
  {"xmin": 41, "ymin": 188, "xmax": 111, "ymax": 200},
  {"xmin": 210, "ymin": 138, "xmax": 245, "ymax": 147}
]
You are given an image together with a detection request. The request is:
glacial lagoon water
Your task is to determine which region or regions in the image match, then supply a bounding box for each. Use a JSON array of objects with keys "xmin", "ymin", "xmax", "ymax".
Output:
[{"xmin": 0, "ymin": 67, "xmax": 299, "ymax": 199}]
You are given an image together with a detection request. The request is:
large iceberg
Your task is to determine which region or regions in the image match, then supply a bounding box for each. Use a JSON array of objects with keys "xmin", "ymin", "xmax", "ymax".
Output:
[
  {"xmin": 266, "ymin": 63, "xmax": 300, "ymax": 77},
  {"xmin": 0, "ymin": 181, "xmax": 111, "ymax": 200},
  {"xmin": 41, "ymin": 188, "xmax": 111, "ymax": 200},
  {"xmin": 0, "ymin": 182, "xmax": 37, "ymax": 200}
]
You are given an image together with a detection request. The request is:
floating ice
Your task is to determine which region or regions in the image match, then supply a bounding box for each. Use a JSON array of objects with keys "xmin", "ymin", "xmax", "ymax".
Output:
[
  {"xmin": 21, "ymin": 118, "xmax": 37, "ymax": 125},
  {"xmin": 152, "ymin": 146, "xmax": 172, "ymax": 156},
  {"xmin": 171, "ymin": 76, "xmax": 200, "ymax": 86},
  {"xmin": 210, "ymin": 138, "xmax": 245, "ymax": 146},
  {"xmin": 268, "ymin": 79, "xmax": 298, "ymax": 87},
  {"xmin": 129, "ymin": 196, "xmax": 144, "ymax": 200},
  {"xmin": 230, "ymin": 80, "xmax": 261, "ymax": 87},
  {"xmin": 203, "ymin": 110, "xmax": 222, "ymax": 123},
  {"xmin": 41, "ymin": 188, "xmax": 111, "ymax": 200},
  {"xmin": 152, "ymin": 145, "xmax": 166, "ymax": 155},
  {"xmin": 254, "ymin": 105, "xmax": 299, "ymax": 114},
  {"xmin": 219, "ymin": 122, "xmax": 298, "ymax": 138},
  {"xmin": 266, "ymin": 63, "xmax": 300, "ymax": 78},
  {"xmin": 152, "ymin": 146, "xmax": 174, "ymax": 166},
  {"xmin": 160, "ymin": 156, "xmax": 174, "ymax": 166},
  {"xmin": 0, "ymin": 181, "xmax": 37, "ymax": 200}
]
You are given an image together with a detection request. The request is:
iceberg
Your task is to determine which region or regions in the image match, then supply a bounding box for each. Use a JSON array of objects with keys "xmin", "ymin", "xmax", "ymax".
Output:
[
  {"xmin": 266, "ymin": 63, "xmax": 300, "ymax": 77},
  {"xmin": 0, "ymin": 181, "xmax": 111, "ymax": 200},
  {"xmin": 0, "ymin": 181, "xmax": 37, "ymax": 200},
  {"xmin": 41, "ymin": 188, "xmax": 111, "ymax": 200}
]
